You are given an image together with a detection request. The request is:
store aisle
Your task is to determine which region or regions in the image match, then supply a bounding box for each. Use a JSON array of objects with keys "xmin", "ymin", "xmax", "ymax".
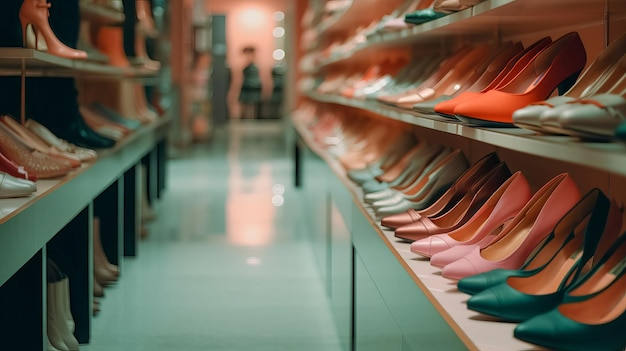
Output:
[{"xmin": 83, "ymin": 121, "xmax": 342, "ymax": 351}]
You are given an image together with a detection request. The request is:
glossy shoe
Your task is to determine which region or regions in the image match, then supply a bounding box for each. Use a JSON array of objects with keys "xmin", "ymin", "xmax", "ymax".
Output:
[
  {"xmin": 19, "ymin": 0, "xmax": 88, "ymax": 60},
  {"xmin": 434, "ymin": 37, "xmax": 551, "ymax": 119},
  {"xmin": 0, "ymin": 171, "xmax": 36, "ymax": 198},
  {"xmin": 381, "ymin": 152, "xmax": 500, "ymax": 229},
  {"xmin": 513, "ymin": 32, "xmax": 626, "ymax": 133},
  {"xmin": 411, "ymin": 171, "xmax": 531, "ymax": 258},
  {"xmin": 441, "ymin": 173, "xmax": 581, "ymax": 280},
  {"xmin": 395, "ymin": 162, "xmax": 510, "ymax": 241},
  {"xmin": 457, "ymin": 196, "xmax": 621, "ymax": 295},
  {"xmin": 514, "ymin": 233, "xmax": 626, "ymax": 351},
  {"xmin": 454, "ymin": 32, "xmax": 586, "ymax": 126},
  {"xmin": 467, "ymin": 189, "xmax": 617, "ymax": 322}
]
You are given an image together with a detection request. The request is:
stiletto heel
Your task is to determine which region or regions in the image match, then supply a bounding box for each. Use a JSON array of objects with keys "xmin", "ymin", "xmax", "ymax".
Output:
[
  {"xmin": 19, "ymin": 0, "xmax": 88, "ymax": 60},
  {"xmin": 557, "ymin": 69, "xmax": 583, "ymax": 95}
]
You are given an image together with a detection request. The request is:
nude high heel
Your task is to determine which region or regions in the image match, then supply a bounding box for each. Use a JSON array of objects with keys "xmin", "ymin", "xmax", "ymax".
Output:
[{"xmin": 19, "ymin": 0, "xmax": 88, "ymax": 60}]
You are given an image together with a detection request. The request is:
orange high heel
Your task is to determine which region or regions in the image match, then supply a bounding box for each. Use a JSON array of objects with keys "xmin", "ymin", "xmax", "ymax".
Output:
[{"xmin": 19, "ymin": 0, "xmax": 88, "ymax": 60}]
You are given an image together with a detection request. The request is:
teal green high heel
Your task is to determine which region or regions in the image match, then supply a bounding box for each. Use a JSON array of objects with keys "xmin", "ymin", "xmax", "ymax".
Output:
[
  {"xmin": 514, "ymin": 233, "xmax": 626, "ymax": 351},
  {"xmin": 458, "ymin": 188, "xmax": 619, "ymax": 295},
  {"xmin": 465, "ymin": 189, "xmax": 619, "ymax": 322}
]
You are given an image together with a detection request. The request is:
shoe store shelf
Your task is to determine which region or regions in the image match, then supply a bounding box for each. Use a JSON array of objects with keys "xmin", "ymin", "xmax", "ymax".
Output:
[
  {"xmin": 292, "ymin": 119, "xmax": 540, "ymax": 351},
  {"xmin": 306, "ymin": 92, "xmax": 626, "ymax": 177},
  {"xmin": 318, "ymin": 0, "xmax": 607, "ymax": 67},
  {"xmin": 0, "ymin": 48, "xmax": 159, "ymax": 78},
  {"xmin": 0, "ymin": 116, "xmax": 170, "ymax": 288}
]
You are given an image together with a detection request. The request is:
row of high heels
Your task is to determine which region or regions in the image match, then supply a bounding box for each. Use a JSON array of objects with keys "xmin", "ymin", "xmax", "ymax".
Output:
[
  {"xmin": 311, "ymin": 31, "xmax": 626, "ymax": 141},
  {"xmin": 297, "ymin": 108, "xmax": 626, "ymax": 351},
  {"xmin": 304, "ymin": 0, "xmax": 487, "ymax": 59},
  {"xmin": 19, "ymin": 0, "xmax": 159, "ymax": 62}
]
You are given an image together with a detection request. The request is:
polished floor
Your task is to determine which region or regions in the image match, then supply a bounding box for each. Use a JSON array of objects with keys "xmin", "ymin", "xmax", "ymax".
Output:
[{"xmin": 83, "ymin": 121, "xmax": 342, "ymax": 351}]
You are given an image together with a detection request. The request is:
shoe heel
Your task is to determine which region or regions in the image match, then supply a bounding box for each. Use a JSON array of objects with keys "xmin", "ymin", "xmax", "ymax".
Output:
[
  {"xmin": 19, "ymin": 16, "xmax": 28, "ymax": 48},
  {"xmin": 557, "ymin": 69, "xmax": 582, "ymax": 95}
]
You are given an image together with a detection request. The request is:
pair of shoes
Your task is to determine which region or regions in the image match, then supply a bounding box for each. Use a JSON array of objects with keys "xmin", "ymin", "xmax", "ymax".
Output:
[
  {"xmin": 47, "ymin": 277, "xmax": 80, "ymax": 351},
  {"xmin": 452, "ymin": 32, "xmax": 587, "ymax": 126},
  {"xmin": 412, "ymin": 41, "xmax": 525, "ymax": 114},
  {"xmin": 370, "ymin": 149, "xmax": 469, "ymax": 218},
  {"xmin": 514, "ymin": 231, "xmax": 626, "ymax": 351},
  {"xmin": 512, "ymin": 32, "xmax": 626, "ymax": 138},
  {"xmin": 394, "ymin": 161, "xmax": 511, "ymax": 241},
  {"xmin": 438, "ymin": 173, "xmax": 581, "ymax": 280},
  {"xmin": 410, "ymin": 171, "xmax": 532, "ymax": 258},
  {"xmin": 0, "ymin": 117, "xmax": 74, "ymax": 179},
  {"xmin": 464, "ymin": 189, "xmax": 620, "ymax": 320},
  {"xmin": 25, "ymin": 120, "xmax": 97, "ymax": 162},
  {"xmin": 382, "ymin": 152, "xmax": 501, "ymax": 229},
  {"xmin": 434, "ymin": 37, "xmax": 552, "ymax": 118}
]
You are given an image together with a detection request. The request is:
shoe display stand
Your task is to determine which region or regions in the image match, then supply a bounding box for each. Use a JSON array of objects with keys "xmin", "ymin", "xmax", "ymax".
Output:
[
  {"xmin": 0, "ymin": 55, "xmax": 168, "ymax": 349},
  {"xmin": 293, "ymin": 0, "xmax": 626, "ymax": 350}
]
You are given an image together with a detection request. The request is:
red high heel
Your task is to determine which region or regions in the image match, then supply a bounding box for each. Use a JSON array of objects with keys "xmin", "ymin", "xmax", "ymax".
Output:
[{"xmin": 19, "ymin": 0, "xmax": 88, "ymax": 60}]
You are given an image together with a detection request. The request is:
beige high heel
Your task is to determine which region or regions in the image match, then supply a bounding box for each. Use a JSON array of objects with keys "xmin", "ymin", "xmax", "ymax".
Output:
[{"xmin": 19, "ymin": 0, "xmax": 88, "ymax": 60}]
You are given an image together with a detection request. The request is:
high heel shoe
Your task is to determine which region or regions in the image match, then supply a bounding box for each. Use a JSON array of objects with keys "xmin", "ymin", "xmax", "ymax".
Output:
[
  {"xmin": 374, "ymin": 150, "xmax": 469, "ymax": 218},
  {"xmin": 514, "ymin": 233, "xmax": 626, "ymax": 351},
  {"xmin": 454, "ymin": 32, "xmax": 587, "ymax": 126},
  {"xmin": 466, "ymin": 189, "xmax": 620, "ymax": 322},
  {"xmin": 456, "ymin": 196, "xmax": 622, "ymax": 295},
  {"xmin": 394, "ymin": 162, "xmax": 510, "ymax": 241},
  {"xmin": 410, "ymin": 171, "xmax": 532, "ymax": 258},
  {"xmin": 513, "ymin": 32, "xmax": 626, "ymax": 133},
  {"xmin": 381, "ymin": 152, "xmax": 500, "ymax": 229},
  {"xmin": 433, "ymin": 37, "xmax": 552, "ymax": 118},
  {"xmin": 441, "ymin": 173, "xmax": 581, "ymax": 280},
  {"xmin": 19, "ymin": 0, "xmax": 88, "ymax": 60}
]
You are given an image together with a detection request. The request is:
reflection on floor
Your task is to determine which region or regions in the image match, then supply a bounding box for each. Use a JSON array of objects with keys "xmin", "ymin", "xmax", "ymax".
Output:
[{"xmin": 82, "ymin": 121, "xmax": 342, "ymax": 351}]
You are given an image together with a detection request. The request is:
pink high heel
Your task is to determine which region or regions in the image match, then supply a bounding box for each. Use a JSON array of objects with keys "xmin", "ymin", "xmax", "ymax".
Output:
[
  {"xmin": 411, "ymin": 171, "xmax": 532, "ymax": 258},
  {"xmin": 441, "ymin": 173, "xmax": 581, "ymax": 280},
  {"xmin": 19, "ymin": 0, "xmax": 88, "ymax": 60}
]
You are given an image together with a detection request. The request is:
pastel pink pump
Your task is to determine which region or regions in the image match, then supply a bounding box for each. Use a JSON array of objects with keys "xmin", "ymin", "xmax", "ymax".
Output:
[{"xmin": 441, "ymin": 173, "xmax": 581, "ymax": 280}]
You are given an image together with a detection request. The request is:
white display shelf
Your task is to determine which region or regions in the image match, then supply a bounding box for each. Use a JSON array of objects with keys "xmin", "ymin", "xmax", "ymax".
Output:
[
  {"xmin": 0, "ymin": 116, "xmax": 170, "ymax": 287},
  {"xmin": 0, "ymin": 48, "xmax": 159, "ymax": 78},
  {"xmin": 306, "ymin": 91, "xmax": 626, "ymax": 177},
  {"xmin": 292, "ymin": 119, "xmax": 540, "ymax": 351},
  {"xmin": 317, "ymin": 0, "xmax": 607, "ymax": 67}
]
